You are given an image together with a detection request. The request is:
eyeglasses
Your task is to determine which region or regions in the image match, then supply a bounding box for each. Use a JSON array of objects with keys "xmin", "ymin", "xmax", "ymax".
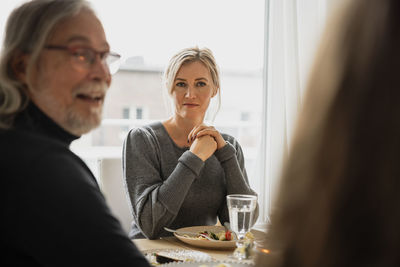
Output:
[{"xmin": 44, "ymin": 45, "xmax": 121, "ymax": 75}]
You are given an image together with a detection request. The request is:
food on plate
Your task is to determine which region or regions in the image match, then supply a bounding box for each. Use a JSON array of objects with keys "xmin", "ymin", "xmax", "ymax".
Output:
[
  {"xmin": 182, "ymin": 230, "xmax": 232, "ymax": 241},
  {"xmin": 182, "ymin": 229, "xmax": 255, "ymax": 242},
  {"xmin": 197, "ymin": 230, "xmax": 233, "ymax": 241}
]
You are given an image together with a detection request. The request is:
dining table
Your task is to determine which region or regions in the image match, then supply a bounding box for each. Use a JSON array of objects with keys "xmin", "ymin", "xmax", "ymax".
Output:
[{"xmin": 132, "ymin": 229, "xmax": 266, "ymax": 265}]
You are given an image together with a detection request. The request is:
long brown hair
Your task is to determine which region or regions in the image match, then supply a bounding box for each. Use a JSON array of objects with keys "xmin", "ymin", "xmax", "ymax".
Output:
[{"xmin": 258, "ymin": 0, "xmax": 400, "ymax": 266}]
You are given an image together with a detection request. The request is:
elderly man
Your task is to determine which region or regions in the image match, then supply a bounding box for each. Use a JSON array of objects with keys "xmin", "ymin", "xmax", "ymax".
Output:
[{"xmin": 0, "ymin": 1, "xmax": 149, "ymax": 266}]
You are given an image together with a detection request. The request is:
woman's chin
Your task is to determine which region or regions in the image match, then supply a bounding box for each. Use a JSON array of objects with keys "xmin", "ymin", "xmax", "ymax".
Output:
[{"xmin": 183, "ymin": 114, "xmax": 204, "ymax": 121}]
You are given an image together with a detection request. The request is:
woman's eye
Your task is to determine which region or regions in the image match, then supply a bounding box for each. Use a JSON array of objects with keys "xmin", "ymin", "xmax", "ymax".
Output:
[
  {"xmin": 176, "ymin": 82, "xmax": 186, "ymax": 87},
  {"xmin": 196, "ymin": 81, "xmax": 206, "ymax": 87}
]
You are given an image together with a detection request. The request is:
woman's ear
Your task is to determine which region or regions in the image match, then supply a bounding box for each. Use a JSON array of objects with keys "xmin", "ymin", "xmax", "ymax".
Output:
[
  {"xmin": 212, "ymin": 87, "xmax": 218, "ymax": 97},
  {"xmin": 11, "ymin": 51, "xmax": 29, "ymax": 83}
]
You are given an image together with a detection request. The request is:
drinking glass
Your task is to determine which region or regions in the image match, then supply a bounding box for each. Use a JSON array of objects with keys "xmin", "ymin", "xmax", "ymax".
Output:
[{"xmin": 227, "ymin": 194, "xmax": 257, "ymax": 260}]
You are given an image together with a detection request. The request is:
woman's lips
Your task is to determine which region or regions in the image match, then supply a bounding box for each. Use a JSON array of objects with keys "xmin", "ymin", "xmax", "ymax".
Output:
[{"xmin": 183, "ymin": 103, "xmax": 199, "ymax": 107}]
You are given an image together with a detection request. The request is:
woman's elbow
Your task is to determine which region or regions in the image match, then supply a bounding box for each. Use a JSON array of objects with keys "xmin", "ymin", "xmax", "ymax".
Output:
[{"xmin": 136, "ymin": 219, "xmax": 161, "ymax": 239}]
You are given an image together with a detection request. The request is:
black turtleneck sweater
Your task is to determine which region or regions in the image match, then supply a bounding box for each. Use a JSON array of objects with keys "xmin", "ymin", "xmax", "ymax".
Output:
[{"xmin": 0, "ymin": 103, "xmax": 150, "ymax": 267}]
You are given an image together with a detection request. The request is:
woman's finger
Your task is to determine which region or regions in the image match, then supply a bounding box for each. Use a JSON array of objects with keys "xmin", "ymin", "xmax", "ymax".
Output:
[
  {"xmin": 195, "ymin": 127, "xmax": 226, "ymax": 149},
  {"xmin": 195, "ymin": 129, "xmax": 218, "ymax": 139},
  {"xmin": 188, "ymin": 124, "xmax": 209, "ymax": 141}
]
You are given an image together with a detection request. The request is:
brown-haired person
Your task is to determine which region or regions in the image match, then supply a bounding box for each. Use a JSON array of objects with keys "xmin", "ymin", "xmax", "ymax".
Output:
[
  {"xmin": 0, "ymin": 0, "xmax": 149, "ymax": 266},
  {"xmin": 256, "ymin": 0, "xmax": 400, "ymax": 266},
  {"xmin": 123, "ymin": 47, "xmax": 258, "ymax": 239}
]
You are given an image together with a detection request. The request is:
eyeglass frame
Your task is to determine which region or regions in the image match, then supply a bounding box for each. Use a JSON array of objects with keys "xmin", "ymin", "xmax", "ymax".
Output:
[{"xmin": 44, "ymin": 44, "xmax": 121, "ymax": 74}]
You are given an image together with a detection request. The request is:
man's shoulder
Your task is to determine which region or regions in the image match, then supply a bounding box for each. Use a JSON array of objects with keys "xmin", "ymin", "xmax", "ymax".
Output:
[
  {"xmin": 0, "ymin": 128, "xmax": 68, "ymax": 152},
  {"xmin": 0, "ymin": 128, "xmax": 76, "ymax": 171},
  {"xmin": 1, "ymin": 128, "xmax": 95, "ymax": 187}
]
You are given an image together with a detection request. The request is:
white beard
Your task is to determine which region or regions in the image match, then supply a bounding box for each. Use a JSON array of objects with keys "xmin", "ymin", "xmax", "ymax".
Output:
[
  {"xmin": 33, "ymin": 81, "xmax": 109, "ymax": 136},
  {"xmin": 64, "ymin": 82, "xmax": 108, "ymax": 135}
]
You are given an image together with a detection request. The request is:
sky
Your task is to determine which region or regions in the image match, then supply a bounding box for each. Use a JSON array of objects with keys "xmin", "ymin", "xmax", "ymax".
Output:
[{"xmin": 0, "ymin": 0, "xmax": 265, "ymax": 71}]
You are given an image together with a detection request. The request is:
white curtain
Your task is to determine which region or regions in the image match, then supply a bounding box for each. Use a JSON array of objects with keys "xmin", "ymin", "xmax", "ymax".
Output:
[{"xmin": 257, "ymin": 0, "xmax": 331, "ymax": 224}]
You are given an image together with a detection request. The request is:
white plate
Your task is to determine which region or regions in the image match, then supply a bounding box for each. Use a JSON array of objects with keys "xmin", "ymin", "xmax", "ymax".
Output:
[{"xmin": 174, "ymin": 226, "xmax": 236, "ymax": 249}]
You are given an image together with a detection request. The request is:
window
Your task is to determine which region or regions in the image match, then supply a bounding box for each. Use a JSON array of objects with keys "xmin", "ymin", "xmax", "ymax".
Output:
[
  {"xmin": 68, "ymin": 0, "xmax": 264, "ymax": 185},
  {"xmin": 122, "ymin": 106, "xmax": 146, "ymax": 120},
  {"xmin": 135, "ymin": 107, "xmax": 143, "ymax": 120},
  {"xmin": 0, "ymin": 0, "xmax": 332, "ymax": 228},
  {"xmin": 122, "ymin": 108, "xmax": 130, "ymax": 119},
  {"xmin": 72, "ymin": 0, "xmax": 266, "ymax": 225}
]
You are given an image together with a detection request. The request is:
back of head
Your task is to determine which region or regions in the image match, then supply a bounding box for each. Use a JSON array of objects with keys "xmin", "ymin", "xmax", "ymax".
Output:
[
  {"xmin": 258, "ymin": 0, "xmax": 400, "ymax": 266},
  {"xmin": 0, "ymin": 0, "xmax": 92, "ymax": 129}
]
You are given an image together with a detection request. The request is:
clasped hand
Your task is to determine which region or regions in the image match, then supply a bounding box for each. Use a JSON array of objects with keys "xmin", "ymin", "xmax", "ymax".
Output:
[{"xmin": 188, "ymin": 124, "xmax": 226, "ymax": 162}]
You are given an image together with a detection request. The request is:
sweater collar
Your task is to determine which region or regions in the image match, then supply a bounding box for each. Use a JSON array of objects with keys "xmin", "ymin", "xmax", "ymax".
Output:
[{"xmin": 14, "ymin": 102, "xmax": 79, "ymax": 146}]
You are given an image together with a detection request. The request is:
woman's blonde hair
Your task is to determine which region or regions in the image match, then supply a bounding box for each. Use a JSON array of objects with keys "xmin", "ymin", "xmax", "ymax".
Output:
[
  {"xmin": 258, "ymin": 0, "xmax": 400, "ymax": 266},
  {"xmin": 0, "ymin": 0, "xmax": 92, "ymax": 129}
]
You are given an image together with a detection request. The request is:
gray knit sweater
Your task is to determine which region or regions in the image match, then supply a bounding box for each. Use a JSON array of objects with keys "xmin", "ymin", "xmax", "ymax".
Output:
[{"xmin": 122, "ymin": 122, "xmax": 257, "ymax": 239}]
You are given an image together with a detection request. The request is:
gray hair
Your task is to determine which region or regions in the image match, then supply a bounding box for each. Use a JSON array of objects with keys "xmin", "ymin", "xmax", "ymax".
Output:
[
  {"xmin": 0, "ymin": 0, "xmax": 93, "ymax": 129},
  {"xmin": 163, "ymin": 47, "xmax": 221, "ymax": 120}
]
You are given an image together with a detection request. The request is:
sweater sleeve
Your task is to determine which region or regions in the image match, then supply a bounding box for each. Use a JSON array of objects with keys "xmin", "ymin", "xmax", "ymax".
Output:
[
  {"xmin": 214, "ymin": 137, "xmax": 259, "ymax": 225},
  {"xmin": 122, "ymin": 128, "xmax": 204, "ymax": 239}
]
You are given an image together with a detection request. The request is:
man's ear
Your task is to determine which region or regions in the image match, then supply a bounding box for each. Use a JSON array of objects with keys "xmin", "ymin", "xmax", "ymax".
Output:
[{"xmin": 11, "ymin": 51, "xmax": 29, "ymax": 83}]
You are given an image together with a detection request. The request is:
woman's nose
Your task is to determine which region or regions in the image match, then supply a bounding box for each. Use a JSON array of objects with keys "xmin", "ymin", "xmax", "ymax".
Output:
[{"xmin": 185, "ymin": 85, "xmax": 196, "ymax": 98}]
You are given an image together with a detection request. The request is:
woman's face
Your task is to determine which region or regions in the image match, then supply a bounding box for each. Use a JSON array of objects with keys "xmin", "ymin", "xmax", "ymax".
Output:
[{"xmin": 171, "ymin": 60, "xmax": 216, "ymax": 121}]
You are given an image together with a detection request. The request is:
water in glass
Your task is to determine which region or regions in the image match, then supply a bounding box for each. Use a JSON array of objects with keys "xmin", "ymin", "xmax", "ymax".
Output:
[{"xmin": 227, "ymin": 194, "xmax": 257, "ymax": 260}]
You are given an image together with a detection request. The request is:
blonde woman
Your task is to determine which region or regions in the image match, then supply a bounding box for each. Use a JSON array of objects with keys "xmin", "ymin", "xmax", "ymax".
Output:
[{"xmin": 123, "ymin": 47, "xmax": 257, "ymax": 239}]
